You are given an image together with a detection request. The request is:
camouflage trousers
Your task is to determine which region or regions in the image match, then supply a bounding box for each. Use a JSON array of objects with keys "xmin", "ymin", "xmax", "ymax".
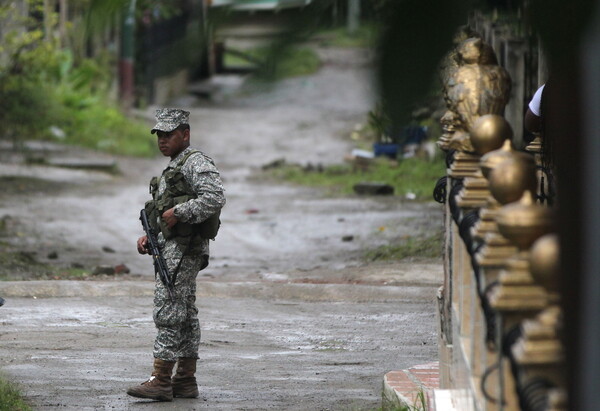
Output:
[{"xmin": 153, "ymin": 239, "xmax": 207, "ymax": 362}]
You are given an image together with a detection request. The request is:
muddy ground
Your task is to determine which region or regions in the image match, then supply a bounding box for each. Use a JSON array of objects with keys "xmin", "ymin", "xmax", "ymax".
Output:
[{"xmin": 0, "ymin": 46, "xmax": 444, "ymax": 410}]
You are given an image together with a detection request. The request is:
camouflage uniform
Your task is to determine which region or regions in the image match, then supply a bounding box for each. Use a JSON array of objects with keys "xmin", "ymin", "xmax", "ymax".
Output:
[
  {"xmin": 149, "ymin": 114, "xmax": 225, "ymax": 363},
  {"xmin": 127, "ymin": 109, "xmax": 224, "ymax": 402}
]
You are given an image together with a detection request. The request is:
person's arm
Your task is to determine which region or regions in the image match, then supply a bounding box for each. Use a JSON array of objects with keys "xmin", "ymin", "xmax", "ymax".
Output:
[
  {"xmin": 172, "ymin": 154, "xmax": 226, "ymax": 225},
  {"xmin": 525, "ymin": 84, "xmax": 545, "ymax": 133},
  {"xmin": 524, "ymin": 108, "xmax": 541, "ymax": 133}
]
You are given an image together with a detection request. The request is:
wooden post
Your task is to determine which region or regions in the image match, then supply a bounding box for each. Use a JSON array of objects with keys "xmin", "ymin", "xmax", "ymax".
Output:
[
  {"xmin": 43, "ymin": 0, "xmax": 54, "ymax": 40},
  {"xmin": 59, "ymin": 0, "xmax": 68, "ymax": 48},
  {"xmin": 119, "ymin": 0, "xmax": 136, "ymax": 111}
]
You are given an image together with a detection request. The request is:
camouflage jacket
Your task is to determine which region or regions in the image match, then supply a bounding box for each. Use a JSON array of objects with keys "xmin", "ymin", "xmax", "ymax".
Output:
[{"xmin": 155, "ymin": 147, "xmax": 226, "ymax": 260}]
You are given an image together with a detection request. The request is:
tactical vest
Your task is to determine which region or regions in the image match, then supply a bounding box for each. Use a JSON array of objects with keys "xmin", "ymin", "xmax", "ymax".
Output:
[{"xmin": 144, "ymin": 150, "xmax": 221, "ymax": 248}]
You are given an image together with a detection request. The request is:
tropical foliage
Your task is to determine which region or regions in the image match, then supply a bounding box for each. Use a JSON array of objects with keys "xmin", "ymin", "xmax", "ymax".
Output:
[
  {"xmin": 2, "ymin": 0, "xmax": 597, "ymax": 153},
  {"xmin": 0, "ymin": 0, "xmax": 153, "ymax": 156}
]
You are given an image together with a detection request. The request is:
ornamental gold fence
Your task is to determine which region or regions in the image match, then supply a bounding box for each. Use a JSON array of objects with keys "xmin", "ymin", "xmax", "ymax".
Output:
[{"xmin": 433, "ymin": 15, "xmax": 565, "ymax": 411}]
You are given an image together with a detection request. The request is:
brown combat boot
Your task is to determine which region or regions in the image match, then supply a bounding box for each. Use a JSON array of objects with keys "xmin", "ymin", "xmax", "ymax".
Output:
[
  {"xmin": 172, "ymin": 357, "xmax": 199, "ymax": 398},
  {"xmin": 126, "ymin": 358, "xmax": 176, "ymax": 401}
]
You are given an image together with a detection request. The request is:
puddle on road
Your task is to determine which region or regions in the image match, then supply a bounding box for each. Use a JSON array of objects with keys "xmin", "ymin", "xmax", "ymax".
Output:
[{"xmin": 237, "ymin": 350, "xmax": 306, "ymax": 360}]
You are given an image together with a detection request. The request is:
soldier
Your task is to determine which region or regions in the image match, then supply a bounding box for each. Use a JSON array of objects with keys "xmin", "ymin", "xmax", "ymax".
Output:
[{"xmin": 127, "ymin": 108, "xmax": 226, "ymax": 401}]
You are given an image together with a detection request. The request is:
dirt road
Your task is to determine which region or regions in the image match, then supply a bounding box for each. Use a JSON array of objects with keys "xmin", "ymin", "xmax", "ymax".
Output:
[{"xmin": 0, "ymin": 46, "xmax": 443, "ymax": 410}]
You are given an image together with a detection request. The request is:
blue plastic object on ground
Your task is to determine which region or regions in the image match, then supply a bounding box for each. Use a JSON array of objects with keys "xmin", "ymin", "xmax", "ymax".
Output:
[{"xmin": 373, "ymin": 143, "xmax": 399, "ymax": 158}]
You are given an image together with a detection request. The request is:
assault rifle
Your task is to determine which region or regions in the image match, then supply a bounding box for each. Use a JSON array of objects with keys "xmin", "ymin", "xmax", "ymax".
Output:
[{"xmin": 140, "ymin": 209, "xmax": 175, "ymax": 301}]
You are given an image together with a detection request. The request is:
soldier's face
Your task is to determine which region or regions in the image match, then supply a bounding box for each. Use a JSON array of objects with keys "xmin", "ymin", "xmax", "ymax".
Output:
[{"xmin": 156, "ymin": 128, "xmax": 189, "ymax": 158}]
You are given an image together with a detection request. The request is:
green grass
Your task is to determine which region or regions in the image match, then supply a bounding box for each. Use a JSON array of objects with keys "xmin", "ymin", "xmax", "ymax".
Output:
[
  {"xmin": 1, "ymin": 47, "xmax": 155, "ymax": 158},
  {"xmin": 52, "ymin": 267, "xmax": 90, "ymax": 279},
  {"xmin": 0, "ymin": 250, "xmax": 92, "ymax": 281},
  {"xmin": 52, "ymin": 88, "xmax": 155, "ymax": 157},
  {"xmin": 224, "ymin": 51, "xmax": 258, "ymax": 69},
  {"xmin": 376, "ymin": 390, "xmax": 428, "ymax": 411},
  {"xmin": 408, "ymin": 390, "xmax": 428, "ymax": 411},
  {"xmin": 314, "ymin": 339, "xmax": 347, "ymax": 352},
  {"xmin": 225, "ymin": 46, "xmax": 321, "ymax": 80},
  {"xmin": 266, "ymin": 156, "xmax": 445, "ymax": 200},
  {"xmin": 402, "ymin": 390, "xmax": 428, "ymax": 411},
  {"xmin": 364, "ymin": 233, "xmax": 442, "ymax": 262},
  {"xmin": 315, "ymin": 23, "xmax": 380, "ymax": 48},
  {"xmin": 3, "ymin": 83, "xmax": 155, "ymax": 158},
  {"xmin": 0, "ymin": 376, "xmax": 32, "ymax": 411}
]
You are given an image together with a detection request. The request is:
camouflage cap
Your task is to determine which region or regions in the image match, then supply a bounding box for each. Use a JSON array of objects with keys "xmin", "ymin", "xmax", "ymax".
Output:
[{"xmin": 150, "ymin": 108, "xmax": 190, "ymax": 134}]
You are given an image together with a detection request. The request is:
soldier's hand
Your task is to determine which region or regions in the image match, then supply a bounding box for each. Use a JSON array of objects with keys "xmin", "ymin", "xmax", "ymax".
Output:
[
  {"xmin": 137, "ymin": 235, "xmax": 149, "ymax": 255},
  {"xmin": 162, "ymin": 207, "xmax": 178, "ymax": 229}
]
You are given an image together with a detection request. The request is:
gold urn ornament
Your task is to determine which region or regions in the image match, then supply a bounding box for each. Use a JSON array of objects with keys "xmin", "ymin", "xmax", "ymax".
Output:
[
  {"xmin": 489, "ymin": 191, "xmax": 553, "ymax": 313},
  {"xmin": 474, "ymin": 145, "xmax": 537, "ymax": 268},
  {"xmin": 480, "ymin": 139, "xmax": 515, "ymax": 179},
  {"xmin": 496, "ymin": 191, "xmax": 554, "ymax": 251},
  {"xmin": 473, "ymin": 140, "xmax": 537, "ymax": 244},
  {"xmin": 455, "ymin": 115, "xmax": 513, "ymax": 208}
]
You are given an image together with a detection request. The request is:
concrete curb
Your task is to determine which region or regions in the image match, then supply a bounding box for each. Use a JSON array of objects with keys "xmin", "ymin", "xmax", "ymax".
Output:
[
  {"xmin": 382, "ymin": 362, "xmax": 440, "ymax": 410},
  {"xmin": 382, "ymin": 371, "xmax": 422, "ymax": 410},
  {"xmin": 0, "ymin": 280, "xmax": 437, "ymax": 302}
]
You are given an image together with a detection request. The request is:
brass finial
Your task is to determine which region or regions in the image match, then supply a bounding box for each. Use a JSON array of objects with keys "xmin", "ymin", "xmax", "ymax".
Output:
[
  {"xmin": 488, "ymin": 154, "xmax": 537, "ymax": 205},
  {"xmin": 480, "ymin": 139, "xmax": 513, "ymax": 179},
  {"xmin": 530, "ymin": 234, "xmax": 560, "ymax": 294},
  {"xmin": 496, "ymin": 191, "xmax": 555, "ymax": 251},
  {"xmin": 470, "ymin": 114, "xmax": 513, "ymax": 156}
]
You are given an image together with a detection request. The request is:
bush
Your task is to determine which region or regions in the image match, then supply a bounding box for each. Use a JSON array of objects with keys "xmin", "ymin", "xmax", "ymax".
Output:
[
  {"xmin": 0, "ymin": 64, "xmax": 154, "ymax": 156},
  {"xmin": 0, "ymin": 376, "xmax": 32, "ymax": 411},
  {"xmin": 0, "ymin": 75, "xmax": 57, "ymax": 140},
  {"xmin": 0, "ymin": 3, "xmax": 154, "ymax": 157},
  {"xmin": 51, "ymin": 86, "xmax": 155, "ymax": 156}
]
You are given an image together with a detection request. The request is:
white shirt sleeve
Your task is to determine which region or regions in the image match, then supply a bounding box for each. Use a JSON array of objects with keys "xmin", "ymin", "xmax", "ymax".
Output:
[{"xmin": 528, "ymin": 84, "xmax": 545, "ymax": 116}]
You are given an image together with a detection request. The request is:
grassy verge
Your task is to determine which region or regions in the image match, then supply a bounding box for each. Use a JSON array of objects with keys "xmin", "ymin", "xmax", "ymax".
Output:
[
  {"xmin": 225, "ymin": 46, "xmax": 321, "ymax": 80},
  {"xmin": 364, "ymin": 233, "xmax": 442, "ymax": 262},
  {"xmin": 55, "ymin": 97, "xmax": 155, "ymax": 157},
  {"xmin": 1, "ymin": 38, "xmax": 155, "ymax": 157},
  {"xmin": 315, "ymin": 23, "xmax": 380, "ymax": 48},
  {"xmin": 3, "ymin": 83, "xmax": 154, "ymax": 158},
  {"xmin": 0, "ymin": 214, "xmax": 92, "ymax": 281},
  {"xmin": 265, "ymin": 156, "xmax": 445, "ymax": 201},
  {"xmin": 375, "ymin": 389, "xmax": 428, "ymax": 411},
  {"xmin": 46, "ymin": 83, "xmax": 155, "ymax": 157},
  {"xmin": 0, "ymin": 376, "xmax": 32, "ymax": 411},
  {"xmin": 0, "ymin": 250, "xmax": 93, "ymax": 281}
]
